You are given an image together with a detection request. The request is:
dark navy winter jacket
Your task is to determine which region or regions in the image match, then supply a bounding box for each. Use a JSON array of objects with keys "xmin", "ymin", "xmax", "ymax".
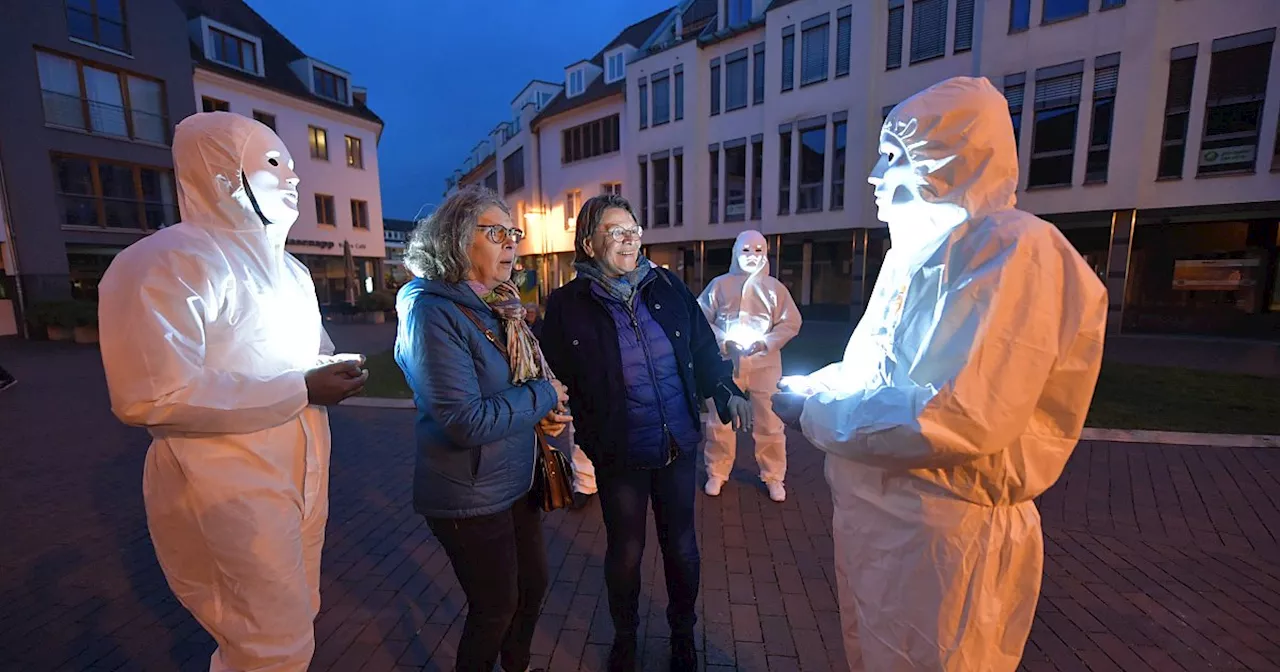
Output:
[
  {"xmin": 541, "ymin": 268, "xmax": 742, "ymax": 472},
  {"xmin": 394, "ymin": 278, "xmax": 558, "ymax": 518},
  {"xmin": 592, "ymin": 279, "xmax": 702, "ymax": 467}
]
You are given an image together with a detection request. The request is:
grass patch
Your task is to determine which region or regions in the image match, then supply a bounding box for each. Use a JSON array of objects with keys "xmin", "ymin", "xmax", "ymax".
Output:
[
  {"xmin": 360, "ymin": 333, "xmax": 1280, "ymax": 435},
  {"xmin": 361, "ymin": 350, "xmax": 411, "ymax": 400}
]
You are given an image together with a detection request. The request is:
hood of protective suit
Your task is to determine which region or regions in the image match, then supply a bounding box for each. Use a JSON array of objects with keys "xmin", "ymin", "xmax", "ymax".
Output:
[
  {"xmin": 728, "ymin": 230, "xmax": 769, "ymax": 276},
  {"xmin": 173, "ymin": 111, "xmax": 294, "ymax": 244},
  {"xmin": 881, "ymin": 77, "xmax": 1018, "ymax": 247}
]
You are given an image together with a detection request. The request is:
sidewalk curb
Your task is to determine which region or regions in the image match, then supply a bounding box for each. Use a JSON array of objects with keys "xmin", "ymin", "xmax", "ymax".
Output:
[
  {"xmin": 1079, "ymin": 428, "xmax": 1279, "ymax": 448},
  {"xmin": 344, "ymin": 397, "xmax": 1279, "ymax": 448}
]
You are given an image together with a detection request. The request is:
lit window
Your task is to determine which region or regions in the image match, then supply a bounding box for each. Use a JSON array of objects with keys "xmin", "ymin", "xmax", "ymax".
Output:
[
  {"xmin": 309, "ymin": 126, "xmax": 329, "ymax": 161},
  {"xmin": 346, "ymin": 135, "xmax": 364, "ymax": 169}
]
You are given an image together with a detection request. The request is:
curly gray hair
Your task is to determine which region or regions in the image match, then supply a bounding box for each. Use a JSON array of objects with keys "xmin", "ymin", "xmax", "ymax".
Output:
[{"xmin": 404, "ymin": 186, "xmax": 511, "ymax": 282}]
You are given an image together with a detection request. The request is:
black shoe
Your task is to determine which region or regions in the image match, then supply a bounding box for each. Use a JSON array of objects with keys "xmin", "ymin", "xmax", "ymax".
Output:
[
  {"xmin": 608, "ymin": 635, "xmax": 637, "ymax": 672},
  {"xmin": 570, "ymin": 491, "xmax": 594, "ymax": 510},
  {"xmin": 0, "ymin": 378, "xmax": 15, "ymax": 393},
  {"xmin": 670, "ymin": 635, "xmax": 697, "ymax": 672}
]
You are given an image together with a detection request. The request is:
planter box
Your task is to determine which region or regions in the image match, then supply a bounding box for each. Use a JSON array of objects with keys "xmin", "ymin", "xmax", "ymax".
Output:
[{"xmin": 74, "ymin": 325, "xmax": 99, "ymax": 344}]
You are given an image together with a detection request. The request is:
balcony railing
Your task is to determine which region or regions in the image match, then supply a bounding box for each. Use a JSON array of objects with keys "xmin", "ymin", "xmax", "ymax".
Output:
[{"xmin": 41, "ymin": 90, "xmax": 170, "ymax": 145}]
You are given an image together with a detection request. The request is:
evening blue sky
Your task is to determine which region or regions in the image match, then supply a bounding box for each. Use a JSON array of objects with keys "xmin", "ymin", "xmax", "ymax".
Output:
[{"xmin": 246, "ymin": 0, "xmax": 675, "ymax": 220}]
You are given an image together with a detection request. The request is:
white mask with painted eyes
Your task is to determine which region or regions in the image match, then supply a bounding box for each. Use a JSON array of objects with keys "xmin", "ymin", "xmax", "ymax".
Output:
[{"xmin": 237, "ymin": 128, "xmax": 301, "ymax": 228}]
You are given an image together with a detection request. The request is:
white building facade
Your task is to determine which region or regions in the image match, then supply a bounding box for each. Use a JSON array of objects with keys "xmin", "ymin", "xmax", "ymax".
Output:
[
  {"xmin": 184, "ymin": 5, "xmax": 386, "ymax": 304},
  {"xmin": 446, "ymin": 0, "xmax": 1280, "ymax": 338}
]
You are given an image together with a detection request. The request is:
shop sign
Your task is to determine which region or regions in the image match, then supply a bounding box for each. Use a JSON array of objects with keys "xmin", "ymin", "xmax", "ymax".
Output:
[
  {"xmin": 1198, "ymin": 145, "xmax": 1256, "ymax": 168},
  {"xmin": 1172, "ymin": 258, "xmax": 1259, "ymax": 291}
]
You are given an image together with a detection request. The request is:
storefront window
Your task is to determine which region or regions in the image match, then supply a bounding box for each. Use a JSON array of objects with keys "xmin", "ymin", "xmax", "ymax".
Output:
[{"xmin": 1124, "ymin": 219, "xmax": 1279, "ymax": 338}]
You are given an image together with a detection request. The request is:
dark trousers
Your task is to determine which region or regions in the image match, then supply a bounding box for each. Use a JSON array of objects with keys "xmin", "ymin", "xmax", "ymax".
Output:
[
  {"xmin": 425, "ymin": 495, "xmax": 548, "ymax": 672},
  {"xmin": 596, "ymin": 448, "xmax": 700, "ymax": 640}
]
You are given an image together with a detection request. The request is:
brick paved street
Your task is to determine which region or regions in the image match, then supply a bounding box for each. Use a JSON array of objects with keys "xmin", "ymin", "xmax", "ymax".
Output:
[{"xmin": 2, "ymin": 334, "xmax": 1279, "ymax": 671}]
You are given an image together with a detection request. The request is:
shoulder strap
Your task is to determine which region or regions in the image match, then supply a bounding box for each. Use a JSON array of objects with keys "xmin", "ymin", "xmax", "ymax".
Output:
[{"xmin": 457, "ymin": 304, "xmax": 509, "ymax": 363}]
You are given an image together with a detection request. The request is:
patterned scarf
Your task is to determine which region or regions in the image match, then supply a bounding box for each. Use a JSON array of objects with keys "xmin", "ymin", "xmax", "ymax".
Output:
[
  {"xmin": 573, "ymin": 255, "xmax": 653, "ymax": 304},
  {"xmin": 475, "ymin": 281, "xmax": 552, "ymax": 385}
]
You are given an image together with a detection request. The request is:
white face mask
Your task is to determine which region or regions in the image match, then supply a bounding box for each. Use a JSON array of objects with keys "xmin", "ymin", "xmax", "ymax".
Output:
[
  {"xmin": 868, "ymin": 130, "xmax": 925, "ymax": 226},
  {"xmin": 236, "ymin": 128, "xmax": 300, "ymax": 228},
  {"xmin": 737, "ymin": 246, "xmax": 766, "ymax": 274}
]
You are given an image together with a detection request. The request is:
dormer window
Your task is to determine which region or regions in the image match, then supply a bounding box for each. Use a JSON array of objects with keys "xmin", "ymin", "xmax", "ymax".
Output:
[
  {"xmin": 568, "ymin": 69, "xmax": 585, "ymax": 97},
  {"xmin": 211, "ymin": 28, "xmax": 257, "ymax": 72},
  {"xmin": 198, "ymin": 18, "xmax": 263, "ymax": 76},
  {"xmin": 726, "ymin": 0, "xmax": 751, "ymax": 28},
  {"xmin": 313, "ymin": 66, "xmax": 348, "ymax": 104},
  {"xmin": 540, "ymin": 91, "xmax": 553, "ymax": 107},
  {"xmin": 606, "ymin": 52, "xmax": 626, "ymax": 83}
]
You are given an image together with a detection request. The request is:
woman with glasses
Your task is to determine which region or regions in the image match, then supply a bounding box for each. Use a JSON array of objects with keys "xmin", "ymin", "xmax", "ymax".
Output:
[
  {"xmin": 540, "ymin": 194, "xmax": 752, "ymax": 672},
  {"xmin": 394, "ymin": 186, "xmax": 570, "ymax": 672}
]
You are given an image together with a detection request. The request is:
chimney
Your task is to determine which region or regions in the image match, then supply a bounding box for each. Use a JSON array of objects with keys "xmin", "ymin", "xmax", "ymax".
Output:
[{"xmin": 352, "ymin": 86, "xmax": 368, "ymax": 106}]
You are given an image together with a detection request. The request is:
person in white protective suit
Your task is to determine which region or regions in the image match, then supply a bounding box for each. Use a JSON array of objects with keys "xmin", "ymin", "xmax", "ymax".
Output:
[
  {"xmin": 698, "ymin": 230, "xmax": 801, "ymax": 502},
  {"xmin": 98, "ymin": 112, "xmax": 369, "ymax": 672},
  {"xmin": 770, "ymin": 77, "xmax": 1107, "ymax": 671}
]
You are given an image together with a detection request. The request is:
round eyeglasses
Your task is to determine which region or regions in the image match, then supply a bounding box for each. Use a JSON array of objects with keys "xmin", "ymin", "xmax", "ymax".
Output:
[
  {"xmin": 476, "ymin": 225, "xmax": 525, "ymax": 245},
  {"xmin": 603, "ymin": 225, "xmax": 643, "ymax": 243}
]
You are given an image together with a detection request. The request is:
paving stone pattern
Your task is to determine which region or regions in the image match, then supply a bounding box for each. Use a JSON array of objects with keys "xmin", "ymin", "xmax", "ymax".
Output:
[{"xmin": 1, "ymin": 339, "xmax": 1278, "ymax": 670}]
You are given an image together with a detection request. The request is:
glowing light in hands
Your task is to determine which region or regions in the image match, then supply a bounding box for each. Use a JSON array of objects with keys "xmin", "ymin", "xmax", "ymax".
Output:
[{"xmin": 725, "ymin": 323, "xmax": 765, "ymax": 348}]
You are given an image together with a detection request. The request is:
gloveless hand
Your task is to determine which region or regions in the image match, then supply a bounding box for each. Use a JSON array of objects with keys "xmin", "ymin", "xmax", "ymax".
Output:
[{"xmin": 306, "ymin": 360, "xmax": 368, "ymax": 406}]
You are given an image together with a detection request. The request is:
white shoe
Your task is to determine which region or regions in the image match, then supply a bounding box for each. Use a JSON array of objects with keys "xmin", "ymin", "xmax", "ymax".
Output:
[
  {"xmin": 766, "ymin": 481, "xmax": 786, "ymax": 502},
  {"xmin": 704, "ymin": 477, "xmax": 725, "ymax": 496}
]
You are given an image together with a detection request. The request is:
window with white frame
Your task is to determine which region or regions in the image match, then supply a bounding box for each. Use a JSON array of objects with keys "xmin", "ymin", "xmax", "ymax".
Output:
[
  {"xmin": 606, "ymin": 52, "xmax": 626, "ymax": 83},
  {"xmin": 209, "ymin": 26, "xmax": 260, "ymax": 74},
  {"xmin": 567, "ymin": 68, "xmax": 585, "ymax": 97},
  {"xmin": 313, "ymin": 66, "xmax": 348, "ymax": 103},
  {"xmin": 601, "ymin": 182, "xmax": 622, "ymax": 196}
]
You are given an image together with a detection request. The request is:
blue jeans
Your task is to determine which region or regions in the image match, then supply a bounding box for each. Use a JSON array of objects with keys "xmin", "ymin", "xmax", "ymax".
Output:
[{"xmin": 596, "ymin": 447, "xmax": 699, "ymax": 640}]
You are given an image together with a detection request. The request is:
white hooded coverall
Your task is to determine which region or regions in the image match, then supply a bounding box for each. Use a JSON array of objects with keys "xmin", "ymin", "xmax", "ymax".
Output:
[
  {"xmin": 699, "ymin": 231, "xmax": 802, "ymax": 484},
  {"xmin": 798, "ymin": 77, "xmax": 1107, "ymax": 671},
  {"xmin": 98, "ymin": 113, "xmax": 333, "ymax": 672}
]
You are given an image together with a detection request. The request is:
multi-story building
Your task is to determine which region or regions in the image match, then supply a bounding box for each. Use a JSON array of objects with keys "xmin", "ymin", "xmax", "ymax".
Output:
[
  {"xmin": 446, "ymin": 0, "xmax": 1280, "ymax": 339},
  {"xmin": 525, "ymin": 8, "xmax": 676, "ymax": 291},
  {"xmin": 0, "ymin": 0, "xmax": 197, "ymax": 315},
  {"xmin": 176, "ymin": 0, "xmax": 387, "ymax": 304},
  {"xmin": 382, "ymin": 217, "xmax": 416, "ymax": 290}
]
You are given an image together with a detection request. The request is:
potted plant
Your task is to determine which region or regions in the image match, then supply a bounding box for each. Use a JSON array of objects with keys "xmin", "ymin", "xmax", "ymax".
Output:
[
  {"xmin": 356, "ymin": 290, "xmax": 396, "ymax": 324},
  {"xmin": 30, "ymin": 301, "xmax": 77, "ymax": 342}
]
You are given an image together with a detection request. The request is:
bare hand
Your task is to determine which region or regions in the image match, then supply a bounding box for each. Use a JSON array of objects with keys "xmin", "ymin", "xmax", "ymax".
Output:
[
  {"xmin": 550, "ymin": 379, "xmax": 569, "ymax": 407},
  {"xmin": 771, "ymin": 392, "xmax": 805, "ymax": 430},
  {"xmin": 306, "ymin": 360, "xmax": 368, "ymax": 405},
  {"xmin": 539, "ymin": 410, "xmax": 573, "ymax": 437},
  {"xmin": 726, "ymin": 395, "xmax": 754, "ymax": 433}
]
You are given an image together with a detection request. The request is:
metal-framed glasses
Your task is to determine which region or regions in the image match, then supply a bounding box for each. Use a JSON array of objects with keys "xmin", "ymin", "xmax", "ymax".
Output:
[
  {"xmin": 603, "ymin": 225, "xmax": 643, "ymax": 243},
  {"xmin": 476, "ymin": 225, "xmax": 525, "ymax": 244}
]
